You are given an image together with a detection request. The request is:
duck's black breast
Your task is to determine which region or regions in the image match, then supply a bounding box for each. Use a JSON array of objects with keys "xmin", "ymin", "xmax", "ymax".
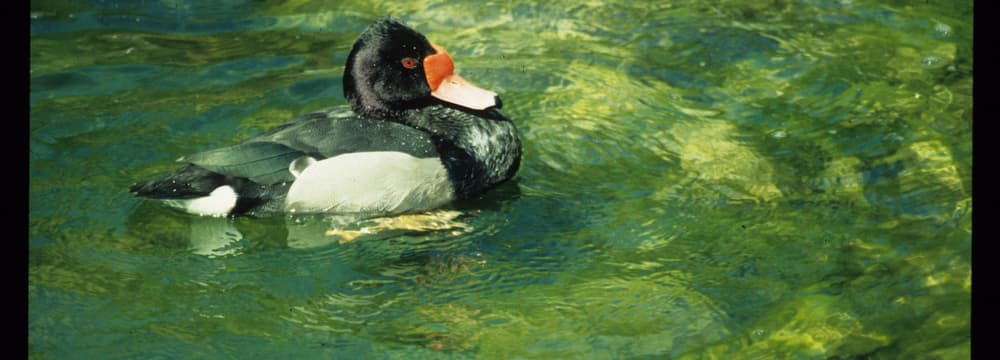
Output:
[{"xmin": 402, "ymin": 105, "xmax": 522, "ymax": 199}]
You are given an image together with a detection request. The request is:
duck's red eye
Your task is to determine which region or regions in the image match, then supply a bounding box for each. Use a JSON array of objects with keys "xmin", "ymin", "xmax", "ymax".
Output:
[{"xmin": 401, "ymin": 57, "xmax": 418, "ymax": 69}]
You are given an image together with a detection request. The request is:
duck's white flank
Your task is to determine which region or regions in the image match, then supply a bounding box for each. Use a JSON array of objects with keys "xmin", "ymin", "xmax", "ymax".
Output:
[{"xmin": 284, "ymin": 151, "xmax": 454, "ymax": 214}]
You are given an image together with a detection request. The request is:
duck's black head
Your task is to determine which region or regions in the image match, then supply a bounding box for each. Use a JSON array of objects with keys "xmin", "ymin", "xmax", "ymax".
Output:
[{"xmin": 343, "ymin": 18, "xmax": 499, "ymax": 118}]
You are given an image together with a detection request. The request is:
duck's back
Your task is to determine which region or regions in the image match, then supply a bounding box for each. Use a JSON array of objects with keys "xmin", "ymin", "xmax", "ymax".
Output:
[
  {"xmin": 130, "ymin": 106, "xmax": 443, "ymax": 216},
  {"xmin": 249, "ymin": 106, "xmax": 439, "ymax": 160}
]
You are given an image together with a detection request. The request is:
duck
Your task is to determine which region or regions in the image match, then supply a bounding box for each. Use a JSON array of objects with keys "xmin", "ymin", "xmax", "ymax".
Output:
[{"xmin": 129, "ymin": 17, "xmax": 521, "ymax": 217}]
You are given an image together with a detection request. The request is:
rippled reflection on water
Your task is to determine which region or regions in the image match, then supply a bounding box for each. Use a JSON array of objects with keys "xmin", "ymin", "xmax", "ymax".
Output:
[{"xmin": 31, "ymin": 1, "xmax": 970, "ymax": 358}]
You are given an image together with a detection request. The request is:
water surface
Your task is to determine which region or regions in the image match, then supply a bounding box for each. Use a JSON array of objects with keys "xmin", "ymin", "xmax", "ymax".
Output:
[{"xmin": 30, "ymin": 0, "xmax": 971, "ymax": 358}]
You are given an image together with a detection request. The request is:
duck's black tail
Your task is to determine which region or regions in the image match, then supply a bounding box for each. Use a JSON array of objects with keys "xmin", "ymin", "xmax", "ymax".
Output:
[{"xmin": 129, "ymin": 165, "xmax": 229, "ymax": 200}]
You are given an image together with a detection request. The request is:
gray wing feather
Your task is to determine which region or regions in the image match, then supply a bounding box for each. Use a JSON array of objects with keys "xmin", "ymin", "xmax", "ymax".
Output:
[
  {"xmin": 179, "ymin": 142, "xmax": 303, "ymax": 184},
  {"xmin": 176, "ymin": 107, "xmax": 438, "ymax": 186}
]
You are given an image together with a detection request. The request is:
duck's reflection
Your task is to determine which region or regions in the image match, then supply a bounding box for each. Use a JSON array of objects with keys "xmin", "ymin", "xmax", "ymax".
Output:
[
  {"xmin": 129, "ymin": 204, "xmax": 475, "ymax": 257},
  {"xmin": 125, "ymin": 180, "xmax": 519, "ymax": 257},
  {"xmin": 187, "ymin": 216, "xmax": 245, "ymax": 257}
]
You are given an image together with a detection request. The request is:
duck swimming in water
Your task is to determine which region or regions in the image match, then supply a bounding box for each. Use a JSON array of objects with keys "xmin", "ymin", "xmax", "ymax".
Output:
[{"xmin": 130, "ymin": 17, "xmax": 521, "ymax": 217}]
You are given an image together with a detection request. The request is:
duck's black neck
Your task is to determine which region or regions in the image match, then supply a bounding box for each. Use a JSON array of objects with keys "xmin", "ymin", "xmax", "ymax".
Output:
[
  {"xmin": 344, "ymin": 75, "xmax": 431, "ymax": 119},
  {"xmin": 403, "ymin": 105, "xmax": 521, "ymax": 199}
]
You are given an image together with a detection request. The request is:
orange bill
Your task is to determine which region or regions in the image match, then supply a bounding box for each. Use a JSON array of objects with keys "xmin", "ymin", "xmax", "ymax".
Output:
[{"xmin": 423, "ymin": 44, "xmax": 498, "ymax": 110}]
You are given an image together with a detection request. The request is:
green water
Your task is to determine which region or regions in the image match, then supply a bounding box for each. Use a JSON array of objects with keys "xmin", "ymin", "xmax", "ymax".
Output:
[{"xmin": 30, "ymin": 0, "xmax": 971, "ymax": 358}]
